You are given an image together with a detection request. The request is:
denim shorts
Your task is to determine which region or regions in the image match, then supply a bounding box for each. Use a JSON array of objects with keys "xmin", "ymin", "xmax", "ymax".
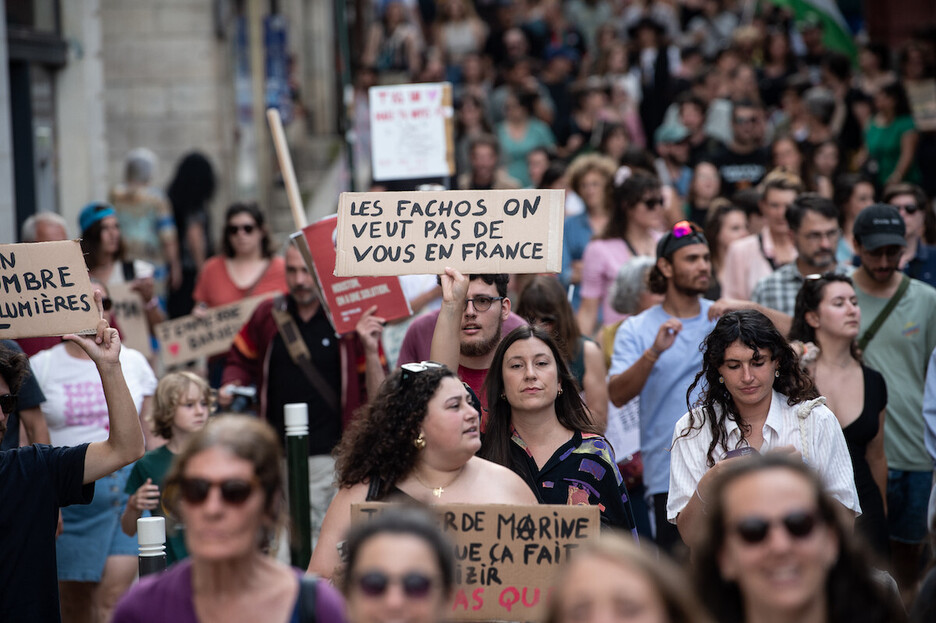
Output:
[
  {"xmin": 56, "ymin": 464, "xmax": 138, "ymax": 582},
  {"xmin": 886, "ymin": 469, "xmax": 934, "ymax": 544}
]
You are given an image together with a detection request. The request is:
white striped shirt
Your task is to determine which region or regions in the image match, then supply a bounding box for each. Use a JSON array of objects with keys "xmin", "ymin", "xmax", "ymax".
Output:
[{"xmin": 667, "ymin": 390, "xmax": 861, "ymax": 523}]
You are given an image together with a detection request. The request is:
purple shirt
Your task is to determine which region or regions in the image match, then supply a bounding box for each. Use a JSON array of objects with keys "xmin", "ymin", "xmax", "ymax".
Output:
[{"xmin": 112, "ymin": 560, "xmax": 347, "ymax": 623}]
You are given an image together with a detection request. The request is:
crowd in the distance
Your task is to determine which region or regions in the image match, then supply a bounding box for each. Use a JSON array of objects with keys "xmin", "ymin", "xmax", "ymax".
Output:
[{"xmin": 4, "ymin": 1, "xmax": 936, "ymax": 623}]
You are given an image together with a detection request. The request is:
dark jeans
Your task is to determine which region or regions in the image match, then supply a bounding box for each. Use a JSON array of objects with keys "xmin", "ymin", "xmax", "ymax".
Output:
[{"xmin": 653, "ymin": 492, "xmax": 687, "ymax": 559}]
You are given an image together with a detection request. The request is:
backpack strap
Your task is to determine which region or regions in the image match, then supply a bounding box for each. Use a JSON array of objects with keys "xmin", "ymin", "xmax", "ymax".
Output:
[
  {"xmin": 297, "ymin": 574, "xmax": 318, "ymax": 623},
  {"xmin": 858, "ymin": 274, "xmax": 910, "ymax": 352}
]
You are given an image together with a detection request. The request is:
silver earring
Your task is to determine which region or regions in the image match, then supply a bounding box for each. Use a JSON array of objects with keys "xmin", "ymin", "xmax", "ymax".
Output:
[{"xmin": 775, "ymin": 370, "xmax": 780, "ymax": 378}]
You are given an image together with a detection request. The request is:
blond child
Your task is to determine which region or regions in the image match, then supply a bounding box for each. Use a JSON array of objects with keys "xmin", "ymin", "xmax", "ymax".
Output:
[{"xmin": 120, "ymin": 371, "xmax": 211, "ymax": 565}]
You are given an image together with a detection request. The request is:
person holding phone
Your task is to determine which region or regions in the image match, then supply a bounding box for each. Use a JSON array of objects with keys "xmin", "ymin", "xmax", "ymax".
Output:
[{"xmin": 667, "ymin": 309, "xmax": 859, "ymax": 549}]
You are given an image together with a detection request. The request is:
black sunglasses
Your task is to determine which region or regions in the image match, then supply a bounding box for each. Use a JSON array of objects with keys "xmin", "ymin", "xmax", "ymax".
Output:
[
  {"xmin": 0, "ymin": 394, "xmax": 17, "ymax": 415},
  {"xmin": 891, "ymin": 202, "xmax": 921, "ymax": 215},
  {"xmin": 464, "ymin": 296, "xmax": 503, "ymax": 312},
  {"xmin": 179, "ymin": 477, "xmax": 257, "ymax": 505},
  {"xmin": 226, "ymin": 223, "xmax": 257, "ymax": 236},
  {"xmin": 732, "ymin": 510, "xmax": 819, "ymax": 544},
  {"xmin": 355, "ymin": 571, "xmax": 435, "ymax": 599},
  {"xmin": 400, "ymin": 361, "xmax": 444, "ymax": 385},
  {"xmin": 642, "ymin": 197, "xmax": 665, "ymax": 209}
]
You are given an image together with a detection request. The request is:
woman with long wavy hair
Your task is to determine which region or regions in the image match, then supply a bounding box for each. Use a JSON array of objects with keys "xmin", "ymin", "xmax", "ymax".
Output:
[
  {"xmin": 308, "ymin": 365, "xmax": 535, "ymax": 579},
  {"xmin": 667, "ymin": 309, "xmax": 859, "ymax": 548}
]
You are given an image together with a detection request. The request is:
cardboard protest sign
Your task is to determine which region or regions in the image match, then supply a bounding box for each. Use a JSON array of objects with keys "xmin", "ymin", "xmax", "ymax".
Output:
[
  {"xmin": 107, "ymin": 283, "xmax": 153, "ymax": 358},
  {"xmin": 334, "ymin": 189, "xmax": 564, "ymax": 276},
  {"xmin": 352, "ymin": 503, "xmax": 599, "ymax": 621},
  {"xmin": 0, "ymin": 241, "xmax": 99, "ymax": 339},
  {"xmin": 155, "ymin": 294, "xmax": 272, "ymax": 367},
  {"xmin": 294, "ymin": 217, "xmax": 411, "ymax": 335},
  {"xmin": 907, "ymin": 79, "xmax": 936, "ymax": 132},
  {"xmin": 369, "ymin": 82, "xmax": 455, "ymax": 181}
]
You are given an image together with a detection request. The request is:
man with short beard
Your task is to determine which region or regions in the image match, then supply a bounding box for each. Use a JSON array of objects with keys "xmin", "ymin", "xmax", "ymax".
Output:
[
  {"xmin": 751, "ymin": 194, "xmax": 854, "ymax": 315},
  {"xmin": 398, "ymin": 272, "xmax": 525, "ymax": 410},
  {"xmin": 607, "ymin": 221, "xmax": 788, "ymax": 556},
  {"xmin": 220, "ymin": 244, "xmax": 387, "ymax": 542}
]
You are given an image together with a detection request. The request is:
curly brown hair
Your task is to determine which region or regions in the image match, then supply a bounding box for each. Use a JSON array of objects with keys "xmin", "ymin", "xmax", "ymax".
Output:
[
  {"xmin": 150, "ymin": 371, "xmax": 213, "ymax": 440},
  {"xmin": 678, "ymin": 310, "xmax": 818, "ymax": 467},
  {"xmin": 334, "ymin": 366, "xmax": 457, "ymax": 500}
]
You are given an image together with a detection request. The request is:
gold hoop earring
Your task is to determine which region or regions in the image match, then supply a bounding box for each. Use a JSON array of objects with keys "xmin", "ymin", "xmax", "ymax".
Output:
[{"xmin": 414, "ymin": 433, "xmax": 426, "ymax": 450}]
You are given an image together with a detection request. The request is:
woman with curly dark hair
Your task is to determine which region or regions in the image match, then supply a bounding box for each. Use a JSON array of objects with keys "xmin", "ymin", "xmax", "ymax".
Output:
[
  {"xmin": 308, "ymin": 364, "xmax": 535, "ymax": 579},
  {"xmin": 667, "ymin": 309, "xmax": 859, "ymax": 548},
  {"xmin": 480, "ymin": 324, "xmax": 637, "ymax": 533},
  {"xmin": 693, "ymin": 454, "xmax": 905, "ymax": 623}
]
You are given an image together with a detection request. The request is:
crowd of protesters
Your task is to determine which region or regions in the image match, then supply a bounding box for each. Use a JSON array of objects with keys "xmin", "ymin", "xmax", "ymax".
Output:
[{"xmin": 5, "ymin": 1, "xmax": 936, "ymax": 622}]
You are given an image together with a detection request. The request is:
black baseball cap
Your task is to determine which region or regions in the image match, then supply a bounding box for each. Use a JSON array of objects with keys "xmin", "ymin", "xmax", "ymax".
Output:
[
  {"xmin": 853, "ymin": 204, "xmax": 906, "ymax": 251},
  {"xmin": 657, "ymin": 220, "xmax": 708, "ymax": 259}
]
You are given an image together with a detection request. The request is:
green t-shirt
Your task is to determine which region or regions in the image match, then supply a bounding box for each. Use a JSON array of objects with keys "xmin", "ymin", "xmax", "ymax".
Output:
[
  {"xmin": 864, "ymin": 114, "xmax": 921, "ymax": 186},
  {"xmin": 857, "ymin": 278, "xmax": 936, "ymax": 471},
  {"xmin": 125, "ymin": 445, "xmax": 189, "ymax": 565}
]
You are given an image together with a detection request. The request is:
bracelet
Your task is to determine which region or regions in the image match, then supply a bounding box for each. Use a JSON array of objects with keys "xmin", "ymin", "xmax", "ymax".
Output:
[{"xmin": 644, "ymin": 348, "xmax": 660, "ymax": 363}]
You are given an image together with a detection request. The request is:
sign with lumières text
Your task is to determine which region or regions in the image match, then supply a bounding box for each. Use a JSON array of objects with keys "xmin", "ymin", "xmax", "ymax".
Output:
[
  {"xmin": 351, "ymin": 503, "xmax": 599, "ymax": 621},
  {"xmin": 334, "ymin": 189, "xmax": 565, "ymax": 276},
  {"xmin": 0, "ymin": 241, "xmax": 99, "ymax": 338}
]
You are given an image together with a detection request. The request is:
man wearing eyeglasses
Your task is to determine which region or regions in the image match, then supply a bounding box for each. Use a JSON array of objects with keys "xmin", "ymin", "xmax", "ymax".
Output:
[
  {"xmin": 851, "ymin": 203, "xmax": 936, "ymax": 599},
  {"xmin": 751, "ymin": 194, "xmax": 854, "ymax": 316},
  {"xmin": 0, "ymin": 303, "xmax": 145, "ymax": 622},
  {"xmin": 403, "ymin": 271, "xmax": 525, "ymax": 410},
  {"xmin": 883, "ymin": 182, "xmax": 936, "ymax": 289}
]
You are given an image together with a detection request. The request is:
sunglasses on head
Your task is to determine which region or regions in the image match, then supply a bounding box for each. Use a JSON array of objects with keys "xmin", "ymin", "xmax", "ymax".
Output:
[
  {"xmin": 732, "ymin": 510, "xmax": 819, "ymax": 545},
  {"xmin": 400, "ymin": 361, "xmax": 444, "ymax": 385},
  {"xmin": 0, "ymin": 394, "xmax": 17, "ymax": 415},
  {"xmin": 355, "ymin": 571, "xmax": 435, "ymax": 599},
  {"xmin": 891, "ymin": 203, "xmax": 921, "ymax": 214},
  {"xmin": 179, "ymin": 477, "xmax": 257, "ymax": 505},
  {"xmin": 672, "ymin": 220, "xmax": 701, "ymax": 239},
  {"xmin": 226, "ymin": 223, "xmax": 257, "ymax": 236}
]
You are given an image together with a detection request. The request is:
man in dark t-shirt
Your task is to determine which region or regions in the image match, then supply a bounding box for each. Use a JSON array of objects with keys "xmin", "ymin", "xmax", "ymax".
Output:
[
  {"xmin": 708, "ymin": 100, "xmax": 770, "ymax": 195},
  {"xmin": 0, "ymin": 339, "xmax": 48, "ymax": 449},
  {"xmin": 0, "ymin": 307, "xmax": 145, "ymax": 622}
]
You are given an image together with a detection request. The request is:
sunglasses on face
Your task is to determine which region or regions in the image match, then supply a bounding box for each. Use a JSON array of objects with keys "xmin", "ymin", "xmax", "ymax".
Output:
[
  {"xmin": 179, "ymin": 477, "xmax": 257, "ymax": 505},
  {"xmin": 642, "ymin": 197, "xmax": 665, "ymax": 209},
  {"xmin": 891, "ymin": 203, "xmax": 921, "ymax": 215},
  {"xmin": 226, "ymin": 224, "xmax": 257, "ymax": 236},
  {"xmin": 464, "ymin": 295, "xmax": 503, "ymax": 312},
  {"xmin": 734, "ymin": 115, "xmax": 758, "ymax": 125},
  {"xmin": 355, "ymin": 571, "xmax": 435, "ymax": 599},
  {"xmin": 0, "ymin": 394, "xmax": 17, "ymax": 415},
  {"xmin": 732, "ymin": 510, "xmax": 819, "ymax": 545},
  {"xmin": 400, "ymin": 361, "xmax": 444, "ymax": 385}
]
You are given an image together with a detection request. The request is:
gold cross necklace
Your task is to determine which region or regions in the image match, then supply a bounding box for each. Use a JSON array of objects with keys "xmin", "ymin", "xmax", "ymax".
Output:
[{"xmin": 412, "ymin": 466, "xmax": 465, "ymax": 498}]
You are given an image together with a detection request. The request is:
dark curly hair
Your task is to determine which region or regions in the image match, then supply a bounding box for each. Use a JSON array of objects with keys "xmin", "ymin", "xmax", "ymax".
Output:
[
  {"xmin": 334, "ymin": 366, "xmax": 457, "ymax": 500},
  {"xmin": 679, "ymin": 310, "xmax": 818, "ymax": 467},
  {"xmin": 790, "ymin": 273, "xmax": 862, "ymax": 362},
  {"xmin": 0, "ymin": 343, "xmax": 29, "ymax": 395},
  {"xmin": 693, "ymin": 454, "xmax": 905, "ymax": 623},
  {"xmin": 479, "ymin": 325, "xmax": 601, "ymax": 470}
]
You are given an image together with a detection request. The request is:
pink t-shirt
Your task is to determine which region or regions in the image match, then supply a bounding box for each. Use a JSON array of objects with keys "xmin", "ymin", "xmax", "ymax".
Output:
[{"xmin": 580, "ymin": 234, "xmax": 661, "ymax": 326}]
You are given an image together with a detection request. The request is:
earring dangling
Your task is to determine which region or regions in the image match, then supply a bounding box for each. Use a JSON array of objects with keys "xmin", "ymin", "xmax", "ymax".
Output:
[
  {"xmin": 414, "ymin": 433, "xmax": 426, "ymax": 450},
  {"xmin": 500, "ymin": 393, "xmax": 506, "ymax": 400},
  {"xmin": 775, "ymin": 370, "xmax": 780, "ymax": 378},
  {"xmin": 718, "ymin": 376, "xmax": 724, "ymax": 384},
  {"xmin": 557, "ymin": 387, "xmax": 563, "ymax": 396}
]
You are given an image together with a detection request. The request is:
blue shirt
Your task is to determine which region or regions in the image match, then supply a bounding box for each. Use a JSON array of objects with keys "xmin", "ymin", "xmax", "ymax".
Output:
[
  {"xmin": 561, "ymin": 212, "xmax": 594, "ymax": 311},
  {"xmin": 608, "ymin": 300, "xmax": 716, "ymax": 497},
  {"xmin": 905, "ymin": 243, "xmax": 936, "ymax": 289}
]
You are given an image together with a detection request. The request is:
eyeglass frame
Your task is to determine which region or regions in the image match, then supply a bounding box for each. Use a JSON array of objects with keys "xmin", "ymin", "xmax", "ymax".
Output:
[
  {"xmin": 463, "ymin": 296, "xmax": 504, "ymax": 313},
  {"xmin": 400, "ymin": 361, "xmax": 445, "ymax": 386}
]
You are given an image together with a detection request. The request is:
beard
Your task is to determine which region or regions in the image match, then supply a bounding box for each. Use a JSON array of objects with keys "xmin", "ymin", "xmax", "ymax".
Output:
[
  {"xmin": 672, "ymin": 273, "xmax": 709, "ymax": 297},
  {"xmin": 460, "ymin": 323, "xmax": 503, "ymax": 357}
]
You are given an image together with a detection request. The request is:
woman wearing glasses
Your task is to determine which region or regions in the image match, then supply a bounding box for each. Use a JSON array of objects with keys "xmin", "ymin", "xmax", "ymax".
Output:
[
  {"xmin": 342, "ymin": 506, "xmax": 454, "ymax": 623},
  {"xmin": 577, "ymin": 170, "xmax": 665, "ymax": 337},
  {"xmin": 667, "ymin": 309, "xmax": 859, "ymax": 549},
  {"xmin": 693, "ymin": 454, "xmax": 903, "ymax": 623},
  {"xmin": 789, "ymin": 274, "xmax": 889, "ymax": 560},
  {"xmin": 308, "ymin": 364, "xmax": 537, "ymax": 579},
  {"xmin": 113, "ymin": 415, "xmax": 347, "ymax": 623},
  {"xmin": 192, "ymin": 203, "xmax": 286, "ymax": 385}
]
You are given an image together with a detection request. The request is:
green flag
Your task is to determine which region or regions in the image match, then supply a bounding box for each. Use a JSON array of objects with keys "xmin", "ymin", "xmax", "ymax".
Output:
[{"xmin": 764, "ymin": 0, "xmax": 858, "ymax": 59}]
